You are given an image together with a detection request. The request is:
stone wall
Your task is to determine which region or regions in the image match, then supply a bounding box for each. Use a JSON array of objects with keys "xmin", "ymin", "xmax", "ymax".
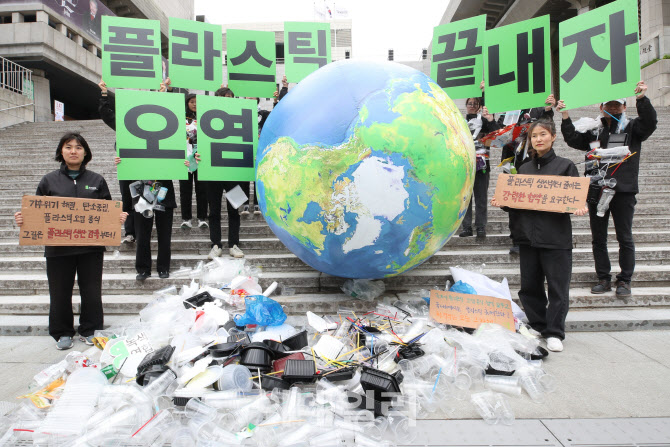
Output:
[{"xmin": 0, "ymin": 88, "xmax": 33, "ymax": 128}]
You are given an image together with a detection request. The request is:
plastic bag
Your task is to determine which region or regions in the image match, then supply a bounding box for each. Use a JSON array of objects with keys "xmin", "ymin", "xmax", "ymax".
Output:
[
  {"xmin": 571, "ymin": 117, "xmax": 602, "ymax": 133},
  {"xmin": 341, "ymin": 279, "xmax": 385, "ymax": 301},
  {"xmin": 234, "ymin": 295, "xmax": 287, "ymax": 326},
  {"xmin": 449, "ymin": 280, "xmax": 477, "ymax": 295}
]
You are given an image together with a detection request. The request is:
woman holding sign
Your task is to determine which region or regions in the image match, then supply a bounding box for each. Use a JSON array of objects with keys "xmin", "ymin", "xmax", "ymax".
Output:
[
  {"xmin": 491, "ymin": 120, "xmax": 587, "ymax": 352},
  {"xmin": 179, "ymin": 93, "xmax": 209, "ymax": 230},
  {"xmin": 14, "ymin": 133, "xmax": 128, "ymax": 350}
]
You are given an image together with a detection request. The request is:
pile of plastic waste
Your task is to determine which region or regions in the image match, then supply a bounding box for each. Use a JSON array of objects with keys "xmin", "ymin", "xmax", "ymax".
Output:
[{"xmin": 0, "ymin": 260, "xmax": 555, "ymax": 446}]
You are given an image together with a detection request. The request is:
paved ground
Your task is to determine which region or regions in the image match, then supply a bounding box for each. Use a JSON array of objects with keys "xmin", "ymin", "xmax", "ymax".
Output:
[{"xmin": 2, "ymin": 330, "xmax": 670, "ymax": 445}]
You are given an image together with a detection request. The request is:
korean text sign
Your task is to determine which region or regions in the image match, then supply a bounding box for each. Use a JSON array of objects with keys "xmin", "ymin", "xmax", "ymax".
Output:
[
  {"xmin": 227, "ymin": 29, "xmax": 277, "ymax": 98},
  {"xmin": 429, "ymin": 290, "xmax": 515, "ymax": 332},
  {"xmin": 431, "ymin": 15, "xmax": 486, "ymax": 100},
  {"xmin": 19, "ymin": 196, "xmax": 122, "ymax": 246},
  {"xmin": 483, "ymin": 15, "xmax": 551, "ymax": 114},
  {"xmin": 493, "ymin": 174, "xmax": 590, "ymax": 213},
  {"xmin": 196, "ymin": 95, "xmax": 258, "ymax": 181},
  {"xmin": 102, "ymin": 16, "xmax": 162, "ymax": 89},
  {"xmin": 169, "ymin": 18, "xmax": 223, "ymax": 91},
  {"xmin": 115, "ymin": 89, "xmax": 188, "ymax": 181},
  {"xmin": 284, "ymin": 22, "xmax": 331, "ymax": 83},
  {"xmin": 559, "ymin": 0, "xmax": 640, "ymax": 110}
]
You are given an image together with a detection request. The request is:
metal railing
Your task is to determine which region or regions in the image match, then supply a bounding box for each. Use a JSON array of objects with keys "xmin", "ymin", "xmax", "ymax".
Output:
[{"xmin": 1, "ymin": 56, "xmax": 33, "ymax": 97}]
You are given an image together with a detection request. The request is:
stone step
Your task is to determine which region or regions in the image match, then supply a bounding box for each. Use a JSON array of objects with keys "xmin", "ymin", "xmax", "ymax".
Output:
[
  {"xmin": 0, "ymin": 245, "xmax": 668, "ymax": 273},
  {"xmin": 0, "ymin": 265, "xmax": 667, "ymax": 296},
  {"xmin": 0, "ymin": 305, "xmax": 668, "ymax": 336}
]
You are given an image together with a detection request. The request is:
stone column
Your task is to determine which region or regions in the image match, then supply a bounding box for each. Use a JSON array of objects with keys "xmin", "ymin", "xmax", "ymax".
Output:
[{"xmin": 31, "ymin": 69, "xmax": 52, "ymax": 122}]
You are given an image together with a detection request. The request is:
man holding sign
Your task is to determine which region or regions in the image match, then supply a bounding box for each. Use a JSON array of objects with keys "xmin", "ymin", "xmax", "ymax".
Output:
[
  {"xmin": 14, "ymin": 133, "xmax": 127, "ymax": 351},
  {"xmin": 492, "ymin": 120, "xmax": 588, "ymax": 353},
  {"xmin": 558, "ymin": 81, "xmax": 657, "ymax": 298}
]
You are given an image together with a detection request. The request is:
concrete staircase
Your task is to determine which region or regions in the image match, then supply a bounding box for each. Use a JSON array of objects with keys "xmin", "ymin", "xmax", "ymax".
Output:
[{"xmin": 0, "ymin": 104, "xmax": 669, "ymax": 335}]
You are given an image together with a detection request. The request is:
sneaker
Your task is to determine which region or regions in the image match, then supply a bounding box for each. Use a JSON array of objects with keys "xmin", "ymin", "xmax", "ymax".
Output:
[
  {"xmin": 56, "ymin": 336, "xmax": 74, "ymax": 350},
  {"xmin": 459, "ymin": 228, "xmax": 473, "ymax": 237},
  {"xmin": 208, "ymin": 245, "xmax": 223, "ymax": 260},
  {"xmin": 136, "ymin": 272, "xmax": 151, "ymax": 281},
  {"xmin": 509, "ymin": 245, "xmax": 520, "ymax": 255},
  {"xmin": 229, "ymin": 245, "xmax": 244, "ymax": 258},
  {"xmin": 181, "ymin": 220, "xmax": 192, "ymax": 229},
  {"xmin": 240, "ymin": 205, "xmax": 250, "ymax": 215},
  {"xmin": 253, "ymin": 205, "xmax": 261, "ymax": 215},
  {"xmin": 79, "ymin": 335, "xmax": 94, "ymax": 346},
  {"xmin": 476, "ymin": 228, "xmax": 486, "ymax": 239},
  {"xmin": 615, "ymin": 280, "xmax": 631, "ymax": 297},
  {"xmin": 122, "ymin": 234, "xmax": 135, "ymax": 243},
  {"xmin": 590, "ymin": 279, "xmax": 612, "ymax": 294},
  {"xmin": 159, "ymin": 271, "xmax": 169, "ymax": 279},
  {"xmin": 198, "ymin": 220, "xmax": 209, "ymax": 229},
  {"xmin": 546, "ymin": 337, "xmax": 564, "ymax": 352}
]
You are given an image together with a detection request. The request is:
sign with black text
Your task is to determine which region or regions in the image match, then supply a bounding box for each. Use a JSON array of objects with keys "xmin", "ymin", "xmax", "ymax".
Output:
[
  {"xmin": 493, "ymin": 174, "xmax": 590, "ymax": 213},
  {"xmin": 169, "ymin": 18, "xmax": 223, "ymax": 91},
  {"xmin": 431, "ymin": 15, "xmax": 486, "ymax": 100},
  {"xmin": 284, "ymin": 22, "xmax": 331, "ymax": 83},
  {"xmin": 115, "ymin": 89, "xmax": 188, "ymax": 181},
  {"xmin": 226, "ymin": 29, "xmax": 277, "ymax": 98},
  {"xmin": 102, "ymin": 16, "xmax": 162, "ymax": 89},
  {"xmin": 483, "ymin": 15, "xmax": 551, "ymax": 114},
  {"xmin": 196, "ymin": 95, "xmax": 258, "ymax": 181}
]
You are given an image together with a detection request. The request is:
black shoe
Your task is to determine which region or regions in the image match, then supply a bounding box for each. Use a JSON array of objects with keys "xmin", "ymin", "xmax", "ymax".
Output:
[
  {"xmin": 476, "ymin": 228, "xmax": 486, "ymax": 239},
  {"xmin": 509, "ymin": 245, "xmax": 520, "ymax": 255},
  {"xmin": 590, "ymin": 279, "xmax": 611, "ymax": 294},
  {"xmin": 459, "ymin": 228, "xmax": 473, "ymax": 237},
  {"xmin": 615, "ymin": 280, "xmax": 631, "ymax": 297},
  {"xmin": 159, "ymin": 271, "xmax": 169, "ymax": 279},
  {"xmin": 136, "ymin": 272, "xmax": 151, "ymax": 281}
]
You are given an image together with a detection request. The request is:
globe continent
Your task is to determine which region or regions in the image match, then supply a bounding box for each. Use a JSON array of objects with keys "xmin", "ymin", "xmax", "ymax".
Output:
[{"xmin": 256, "ymin": 60, "xmax": 475, "ymax": 279}]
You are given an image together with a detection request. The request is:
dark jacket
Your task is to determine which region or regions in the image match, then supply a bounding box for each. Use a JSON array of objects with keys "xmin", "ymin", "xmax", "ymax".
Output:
[
  {"xmin": 507, "ymin": 149, "xmax": 580, "ymax": 250},
  {"xmin": 99, "ymin": 94, "xmax": 115, "ymax": 131},
  {"xmin": 560, "ymin": 96, "xmax": 657, "ymax": 193},
  {"xmin": 466, "ymin": 113, "xmax": 502, "ymax": 171},
  {"xmin": 36, "ymin": 164, "xmax": 113, "ymax": 257}
]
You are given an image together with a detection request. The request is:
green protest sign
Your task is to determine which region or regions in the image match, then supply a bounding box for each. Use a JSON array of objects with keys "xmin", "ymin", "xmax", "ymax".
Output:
[
  {"xmin": 284, "ymin": 22, "xmax": 331, "ymax": 83},
  {"xmin": 102, "ymin": 16, "xmax": 162, "ymax": 89},
  {"xmin": 196, "ymin": 95, "xmax": 258, "ymax": 182},
  {"xmin": 115, "ymin": 89, "xmax": 188, "ymax": 181},
  {"xmin": 483, "ymin": 15, "xmax": 551, "ymax": 114},
  {"xmin": 431, "ymin": 15, "xmax": 486, "ymax": 100},
  {"xmin": 169, "ymin": 18, "xmax": 223, "ymax": 91},
  {"xmin": 226, "ymin": 29, "xmax": 277, "ymax": 98},
  {"xmin": 559, "ymin": 0, "xmax": 640, "ymax": 110}
]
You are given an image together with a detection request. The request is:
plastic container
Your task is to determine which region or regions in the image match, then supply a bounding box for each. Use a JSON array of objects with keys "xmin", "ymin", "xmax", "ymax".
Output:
[
  {"xmin": 137, "ymin": 345, "xmax": 175, "ymax": 376},
  {"xmin": 144, "ymin": 369, "xmax": 178, "ymax": 397},
  {"xmin": 261, "ymin": 374, "xmax": 291, "ymax": 391},
  {"xmin": 273, "ymin": 352, "xmax": 305, "ymax": 372},
  {"xmin": 282, "ymin": 359, "xmax": 316, "ymax": 383},
  {"xmin": 224, "ymin": 185, "xmax": 248, "ymax": 209},
  {"xmin": 183, "ymin": 291, "xmax": 214, "ymax": 309},
  {"xmin": 597, "ymin": 187, "xmax": 616, "ymax": 217},
  {"xmin": 184, "ymin": 398, "xmax": 218, "ymax": 422},
  {"xmin": 470, "ymin": 391, "xmax": 498, "ymax": 424},
  {"xmin": 208, "ymin": 342, "xmax": 241, "ymax": 358},
  {"xmin": 187, "ymin": 365, "xmax": 224, "ymax": 389},
  {"xmin": 239, "ymin": 342, "xmax": 274, "ymax": 372},
  {"xmin": 214, "ymin": 364, "xmax": 253, "ymax": 391}
]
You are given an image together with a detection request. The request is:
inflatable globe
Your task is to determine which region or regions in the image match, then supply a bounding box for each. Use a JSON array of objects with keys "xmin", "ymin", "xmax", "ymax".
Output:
[{"xmin": 256, "ymin": 60, "xmax": 475, "ymax": 279}]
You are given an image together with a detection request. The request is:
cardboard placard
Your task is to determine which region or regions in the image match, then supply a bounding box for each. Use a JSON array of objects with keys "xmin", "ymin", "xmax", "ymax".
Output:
[
  {"xmin": 19, "ymin": 195, "xmax": 122, "ymax": 246},
  {"xmin": 494, "ymin": 174, "xmax": 590, "ymax": 213},
  {"xmin": 429, "ymin": 290, "xmax": 515, "ymax": 332}
]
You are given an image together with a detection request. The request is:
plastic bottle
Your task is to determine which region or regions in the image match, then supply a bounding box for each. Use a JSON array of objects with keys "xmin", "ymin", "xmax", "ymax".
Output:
[
  {"xmin": 31, "ymin": 359, "xmax": 68, "ymax": 389},
  {"xmin": 596, "ymin": 187, "xmax": 616, "ymax": 217}
]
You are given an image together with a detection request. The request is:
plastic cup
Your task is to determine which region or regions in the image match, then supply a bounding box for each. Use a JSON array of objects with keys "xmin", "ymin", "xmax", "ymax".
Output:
[
  {"xmin": 144, "ymin": 369, "xmax": 177, "ymax": 397},
  {"xmin": 386, "ymin": 411, "xmax": 417, "ymax": 444},
  {"xmin": 470, "ymin": 391, "xmax": 498, "ymax": 425},
  {"xmin": 214, "ymin": 364, "xmax": 253, "ymax": 392},
  {"xmin": 184, "ymin": 398, "xmax": 218, "ymax": 422},
  {"xmin": 197, "ymin": 421, "xmax": 242, "ymax": 444},
  {"xmin": 171, "ymin": 426, "xmax": 196, "ymax": 447}
]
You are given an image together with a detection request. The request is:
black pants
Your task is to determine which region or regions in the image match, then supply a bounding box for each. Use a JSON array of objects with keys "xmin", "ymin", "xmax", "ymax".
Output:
[
  {"xmin": 588, "ymin": 192, "xmax": 636, "ymax": 283},
  {"xmin": 46, "ymin": 251, "xmax": 104, "ymax": 341},
  {"xmin": 462, "ymin": 169, "xmax": 489, "ymax": 230},
  {"xmin": 179, "ymin": 170, "xmax": 208, "ymax": 221},
  {"xmin": 135, "ymin": 208, "xmax": 173, "ymax": 274},
  {"xmin": 518, "ymin": 245, "xmax": 572, "ymax": 340},
  {"xmin": 119, "ymin": 180, "xmax": 136, "ymax": 237},
  {"xmin": 207, "ymin": 181, "xmax": 249, "ymax": 248}
]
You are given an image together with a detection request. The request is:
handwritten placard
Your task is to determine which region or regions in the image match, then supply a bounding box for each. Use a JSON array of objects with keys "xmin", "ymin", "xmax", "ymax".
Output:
[
  {"xmin": 19, "ymin": 195, "xmax": 122, "ymax": 246},
  {"xmin": 429, "ymin": 290, "xmax": 515, "ymax": 331},
  {"xmin": 494, "ymin": 174, "xmax": 589, "ymax": 213}
]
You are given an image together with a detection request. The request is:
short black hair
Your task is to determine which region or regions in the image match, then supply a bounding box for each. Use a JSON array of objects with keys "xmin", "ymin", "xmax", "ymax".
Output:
[
  {"xmin": 214, "ymin": 87, "xmax": 235, "ymax": 98},
  {"xmin": 528, "ymin": 118, "xmax": 556, "ymax": 137},
  {"xmin": 55, "ymin": 132, "xmax": 92, "ymax": 166},
  {"xmin": 465, "ymin": 97, "xmax": 482, "ymax": 109}
]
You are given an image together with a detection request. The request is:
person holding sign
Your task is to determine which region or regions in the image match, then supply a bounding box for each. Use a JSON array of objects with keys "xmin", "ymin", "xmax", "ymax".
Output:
[
  {"xmin": 14, "ymin": 133, "xmax": 128, "ymax": 350},
  {"xmin": 180, "ymin": 94, "xmax": 209, "ymax": 229},
  {"xmin": 459, "ymin": 96, "xmax": 502, "ymax": 239},
  {"xmin": 492, "ymin": 120, "xmax": 588, "ymax": 352},
  {"xmin": 558, "ymin": 81, "xmax": 657, "ymax": 298}
]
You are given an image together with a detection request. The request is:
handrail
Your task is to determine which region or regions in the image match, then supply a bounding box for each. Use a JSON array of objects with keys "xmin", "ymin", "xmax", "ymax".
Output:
[
  {"xmin": 0, "ymin": 56, "xmax": 33, "ymax": 97},
  {"xmin": 0, "ymin": 103, "xmax": 34, "ymax": 113}
]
